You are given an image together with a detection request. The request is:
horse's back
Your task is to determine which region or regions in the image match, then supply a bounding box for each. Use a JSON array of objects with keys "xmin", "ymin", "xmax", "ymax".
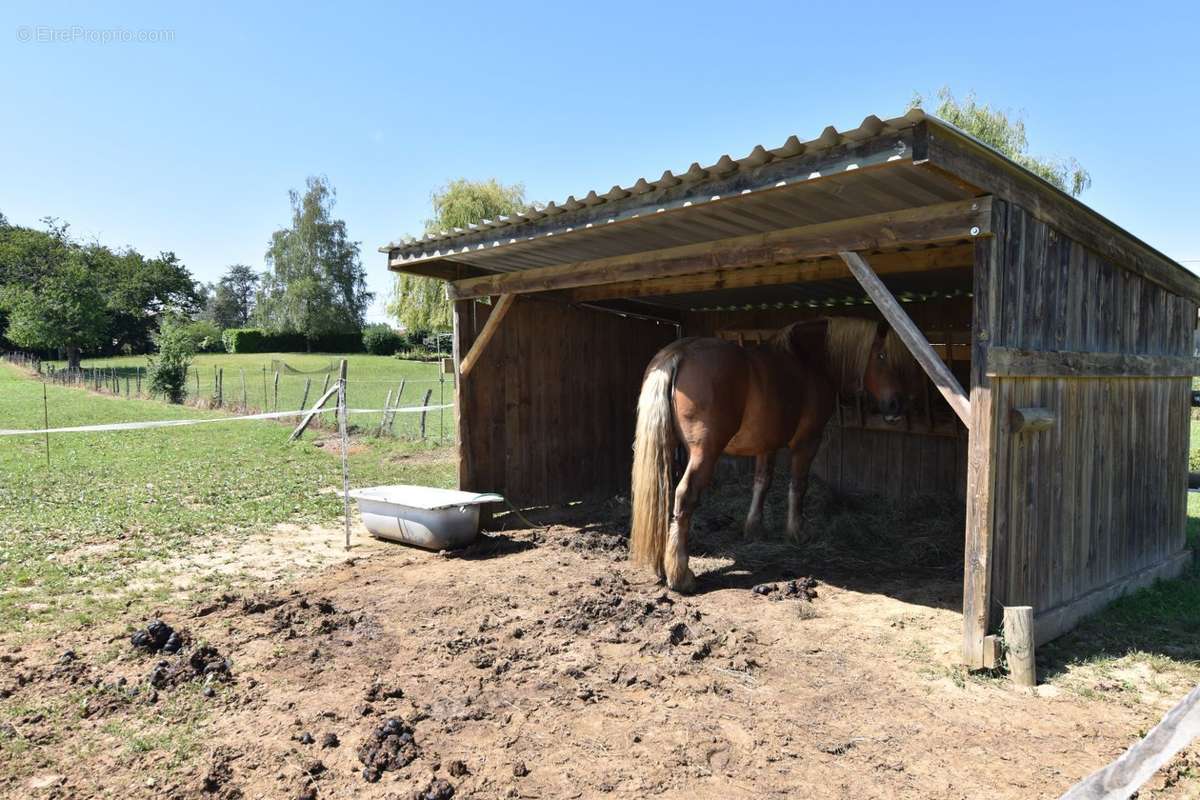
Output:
[{"xmin": 656, "ymin": 336, "xmax": 814, "ymax": 455}]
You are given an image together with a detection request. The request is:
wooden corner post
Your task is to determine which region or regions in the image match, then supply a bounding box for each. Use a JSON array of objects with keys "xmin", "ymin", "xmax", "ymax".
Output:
[
  {"xmin": 452, "ymin": 298, "xmax": 475, "ymax": 492},
  {"xmin": 961, "ymin": 199, "xmax": 1007, "ymax": 668}
]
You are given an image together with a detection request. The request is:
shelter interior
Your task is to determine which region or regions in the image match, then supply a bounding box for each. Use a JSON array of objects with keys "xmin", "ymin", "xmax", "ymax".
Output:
[{"xmin": 386, "ymin": 110, "xmax": 1200, "ymax": 666}]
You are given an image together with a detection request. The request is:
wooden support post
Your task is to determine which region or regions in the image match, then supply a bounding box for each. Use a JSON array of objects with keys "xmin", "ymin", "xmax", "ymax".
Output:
[
  {"xmin": 459, "ymin": 294, "xmax": 515, "ymax": 377},
  {"xmin": 273, "ymin": 371, "xmax": 280, "ymax": 410},
  {"xmin": 1003, "ymin": 606, "xmax": 1036, "ymax": 686},
  {"xmin": 418, "ymin": 388, "xmax": 433, "ymax": 439},
  {"xmin": 839, "ymin": 250, "xmax": 973, "ymax": 428},
  {"xmin": 961, "ymin": 199, "xmax": 1005, "ymax": 668},
  {"xmin": 453, "ymin": 300, "xmax": 473, "ymax": 490},
  {"xmin": 299, "ymin": 378, "xmax": 311, "ymax": 412},
  {"xmin": 217, "ymin": 368, "xmax": 223, "ymax": 408}
]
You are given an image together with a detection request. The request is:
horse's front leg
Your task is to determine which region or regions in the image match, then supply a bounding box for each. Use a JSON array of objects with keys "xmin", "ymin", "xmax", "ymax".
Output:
[
  {"xmin": 786, "ymin": 437, "xmax": 822, "ymax": 542},
  {"xmin": 743, "ymin": 452, "xmax": 774, "ymax": 540}
]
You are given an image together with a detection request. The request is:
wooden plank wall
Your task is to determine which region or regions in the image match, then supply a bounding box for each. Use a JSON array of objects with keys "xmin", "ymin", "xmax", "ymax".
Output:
[
  {"xmin": 983, "ymin": 204, "xmax": 1196, "ymax": 633},
  {"xmin": 685, "ymin": 299, "xmax": 972, "ymax": 499},
  {"xmin": 457, "ymin": 296, "xmax": 676, "ymax": 506}
]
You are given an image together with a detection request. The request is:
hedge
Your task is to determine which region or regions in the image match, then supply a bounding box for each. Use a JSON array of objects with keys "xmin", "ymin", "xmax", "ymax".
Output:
[{"xmin": 222, "ymin": 328, "xmax": 366, "ymax": 354}]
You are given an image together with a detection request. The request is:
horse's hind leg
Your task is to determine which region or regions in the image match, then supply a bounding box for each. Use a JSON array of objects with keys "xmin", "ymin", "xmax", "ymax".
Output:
[
  {"xmin": 665, "ymin": 447, "xmax": 718, "ymax": 593},
  {"xmin": 744, "ymin": 452, "xmax": 774, "ymax": 540}
]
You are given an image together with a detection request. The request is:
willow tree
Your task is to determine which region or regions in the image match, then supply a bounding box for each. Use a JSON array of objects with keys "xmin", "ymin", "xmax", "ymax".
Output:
[
  {"xmin": 388, "ymin": 179, "xmax": 532, "ymax": 331},
  {"xmin": 911, "ymin": 88, "xmax": 1091, "ymax": 197}
]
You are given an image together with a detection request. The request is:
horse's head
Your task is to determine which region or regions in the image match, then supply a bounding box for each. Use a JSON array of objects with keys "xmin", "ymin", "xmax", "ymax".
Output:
[{"xmin": 862, "ymin": 322, "xmax": 908, "ymax": 424}]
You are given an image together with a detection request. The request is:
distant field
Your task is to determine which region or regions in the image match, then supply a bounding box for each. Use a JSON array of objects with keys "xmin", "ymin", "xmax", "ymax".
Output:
[
  {"xmin": 42, "ymin": 352, "xmax": 455, "ymax": 440},
  {"xmin": 0, "ymin": 362, "xmax": 455, "ymax": 637}
]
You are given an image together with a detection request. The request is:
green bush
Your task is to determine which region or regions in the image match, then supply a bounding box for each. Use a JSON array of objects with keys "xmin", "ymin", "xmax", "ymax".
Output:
[
  {"xmin": 222, "ymin": 327, "xmax": 365, "ymax": 354},
  {"xmin": 400, "ymin": 326, "xmax": 432, "ymax": 353},
  {"xmin": 147, "ymin": 319, "xmax": 197, "ymax": 403},
  {"xmin": 363, "ymin": 324, "xmax": 402, "ymax": 355},
  {"xmin": 1190, "ymin": 450, "xmax": 1200, "ymax": 473},
  {"xmin": 180, "ymin": 320, "xmax": 225, "ymax": 353}
]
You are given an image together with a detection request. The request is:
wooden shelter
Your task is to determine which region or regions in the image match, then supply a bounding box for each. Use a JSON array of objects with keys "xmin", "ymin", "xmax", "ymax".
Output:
[{"xmin": 383, "ymin": 108, "xmax": 1200, "ymax": 666}]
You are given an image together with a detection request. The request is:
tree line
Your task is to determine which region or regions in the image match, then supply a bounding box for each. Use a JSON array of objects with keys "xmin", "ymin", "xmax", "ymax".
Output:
[
  {"xmin": 0, "ymin": 176, "xmax": 373, "ymax": 369},
  {"xmin": 1, "ymin": 90, "xmax": 1087, "ymax": 376}
]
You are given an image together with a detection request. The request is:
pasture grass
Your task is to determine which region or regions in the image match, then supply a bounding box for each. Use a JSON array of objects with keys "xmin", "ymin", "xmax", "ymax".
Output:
[
  {"xmin": 42, "ymin": 351, "xmax": 455, "ymax": 440},
  {"xmin": 1040, "ymin": 491, "xmax": 1200, "ymax": 700},
  {"xmin": 0, "ymin": 362, "xmax": 455, "ymax": 639}
]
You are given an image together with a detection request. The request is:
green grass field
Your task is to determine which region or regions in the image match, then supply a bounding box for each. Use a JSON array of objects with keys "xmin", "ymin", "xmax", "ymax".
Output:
[
  {"xmin": 42, "ymin": 351, "xmax": 455, "ymax": 440},
  {"xmin": 0, "ymin": 361, "xmax": 455, "ymax": 638}
]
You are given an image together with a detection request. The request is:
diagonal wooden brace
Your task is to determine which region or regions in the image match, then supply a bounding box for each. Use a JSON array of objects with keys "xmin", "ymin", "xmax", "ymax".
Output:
[
  {"xmin": 838, "ymin": 250, "xmax": 972, "ymax": 429},
  {"xmin": 459, "ymin": 294, "xmax": 515, "ymax": 377}
]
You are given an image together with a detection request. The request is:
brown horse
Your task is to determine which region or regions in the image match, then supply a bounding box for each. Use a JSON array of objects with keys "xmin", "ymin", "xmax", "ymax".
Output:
[{"xmin": 629, "ymin": 317, "xmax": 913, "ymax": 592}]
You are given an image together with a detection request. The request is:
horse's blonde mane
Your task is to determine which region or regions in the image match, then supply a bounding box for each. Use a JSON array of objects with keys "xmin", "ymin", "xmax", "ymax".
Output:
[{"xmin": 773, "ymin": 317, "xmax": 912, "ymax": 394}]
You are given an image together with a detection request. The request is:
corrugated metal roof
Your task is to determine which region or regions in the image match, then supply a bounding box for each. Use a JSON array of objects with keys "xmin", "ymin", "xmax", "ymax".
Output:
[{"xmin": 382, "ymin": 108, "xmax": 932, "ymax": 262}]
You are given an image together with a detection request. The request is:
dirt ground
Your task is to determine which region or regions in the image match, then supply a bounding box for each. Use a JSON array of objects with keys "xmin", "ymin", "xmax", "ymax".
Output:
[{"xmin": 2, "ymin": 495, "xmax": 1197, "ymax": 799}]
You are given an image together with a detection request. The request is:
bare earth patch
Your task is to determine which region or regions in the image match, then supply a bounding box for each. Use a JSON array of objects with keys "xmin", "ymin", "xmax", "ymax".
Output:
[{"xmin": 1, "ymin": 510, "xmax": 1196, "ymax": 799}]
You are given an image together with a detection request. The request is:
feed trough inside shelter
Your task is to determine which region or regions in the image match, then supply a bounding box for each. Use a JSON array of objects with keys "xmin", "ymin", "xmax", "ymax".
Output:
[{"xmin": 382, "ymin": 109, "xmax": 1200, "ymax": 665}]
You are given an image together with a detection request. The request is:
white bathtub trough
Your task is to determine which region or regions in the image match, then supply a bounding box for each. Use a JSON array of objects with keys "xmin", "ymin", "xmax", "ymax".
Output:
[{"xmin": 348, "ymin": 485, "xmax": 503, "ymax": 550}]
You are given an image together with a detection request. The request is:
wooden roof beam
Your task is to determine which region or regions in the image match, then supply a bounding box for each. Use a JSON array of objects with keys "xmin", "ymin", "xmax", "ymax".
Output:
[
  {"xmin": 567, "ymin": 243, "xmax": 974, "ymax": 302},
  {"xmin": 446, "ymin": 197, "xmax": 992, "ymax": 302}
]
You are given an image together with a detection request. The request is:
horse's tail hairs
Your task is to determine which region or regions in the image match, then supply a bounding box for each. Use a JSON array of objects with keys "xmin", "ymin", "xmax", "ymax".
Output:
[{"xmin": 629, "ymin": 351, "xmax": 678, "ymax": 578}]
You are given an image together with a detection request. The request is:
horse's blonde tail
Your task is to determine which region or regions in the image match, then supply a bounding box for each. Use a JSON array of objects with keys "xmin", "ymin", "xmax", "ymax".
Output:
[{"xmin": 630, "ymin": 352, "xmax": 679, "ymax": 576}]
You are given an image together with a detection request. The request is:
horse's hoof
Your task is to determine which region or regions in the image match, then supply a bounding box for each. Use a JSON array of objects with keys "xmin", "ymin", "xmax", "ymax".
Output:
[
  {"xmin": 787, "ymin": 526, "xmax": 809, "ymax": 544},
  {"xmin": 668, "ymin": 569, "xmax": 697, "ymax": 594}
]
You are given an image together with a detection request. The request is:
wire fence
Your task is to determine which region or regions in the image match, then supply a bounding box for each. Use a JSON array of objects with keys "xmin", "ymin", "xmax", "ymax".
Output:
[{"xmin": 3, "ymin": 351, "xmax": 456, "ymax": 443}]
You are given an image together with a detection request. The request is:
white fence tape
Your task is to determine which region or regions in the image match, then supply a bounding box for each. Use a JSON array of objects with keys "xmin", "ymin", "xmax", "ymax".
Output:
[{"xmin": 0, "ymin": 404, "xmax": 453, "ymax": 437}]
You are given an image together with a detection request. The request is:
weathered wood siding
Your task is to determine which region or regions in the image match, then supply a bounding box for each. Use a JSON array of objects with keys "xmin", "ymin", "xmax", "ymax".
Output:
[
  {"xmin": 455, "ymin": 297, "xmax": 675, "ymax": 506},
  {"xmin": 980, "ymin": 203, "xmax": 1195, "ymax": 642}
]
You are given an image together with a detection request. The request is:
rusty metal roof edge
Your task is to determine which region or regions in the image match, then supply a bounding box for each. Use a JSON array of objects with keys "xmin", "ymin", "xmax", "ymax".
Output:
[{"xmin": 379, "ymin": 109, "xmax": 926, "ymax": 257}]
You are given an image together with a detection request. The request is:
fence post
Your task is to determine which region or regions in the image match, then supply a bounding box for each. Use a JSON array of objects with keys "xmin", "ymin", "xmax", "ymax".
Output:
[
  {"xmin": 42, "ymin": 381, "xmax": 51, "ymax": 469},
  {"xmin": 1003, "ymin": 606, "xmax": 1036, "ymax": 687},
  {"xmin": 337, "ymin": 359, "xmax": 350, "ymax": 550},
  {"xmin": 125, "ymin": 375, "xmax": 130, "ymax": 398},
  {"xmin": 261, "ymin": 367, "xmax": 268, "ymax": 412},
  {"xmin": 241, "ymin": 369, "xmax": 247, "ymax": 411},
  {"xmin": 388, "ymin": 378, "xmax": 406, "ymax": 434},
  {"xmin": 195, "ymin": 367, "xmax": 200, "ymax": 398},
  {"xmin": 418, "ymin": 388, "xmax": 433, "ymax": 440},
  {"xmin": 273, "ymin": 371, "xmax": 280, "ymax": 411},
  {"xmin": 299, "ymin": 378, "xmax": 311, "ymax": 412},
  {"xmin": 136, "ymin": 367, "xmax": 142, "ymax": 396},
  {"xmin": 378, "ymin": 389, "xmax": 393, "ymax": 436},
  {"xmin": 217, "ymin": 368, "xmax": 224, "ymax": 408}
]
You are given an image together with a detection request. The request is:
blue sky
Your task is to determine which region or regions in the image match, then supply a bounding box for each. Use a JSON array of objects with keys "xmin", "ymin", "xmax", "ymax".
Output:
[{"xmin": 2, "ymin": 1, "xmax": 1198, "ymax": 323}]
